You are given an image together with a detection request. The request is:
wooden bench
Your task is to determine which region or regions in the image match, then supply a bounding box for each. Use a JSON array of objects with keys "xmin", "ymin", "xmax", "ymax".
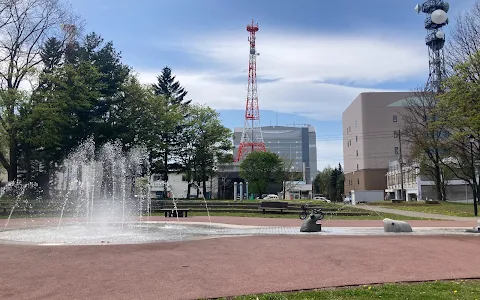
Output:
[
  {"xmin": 391, "ymin": 199, "xmax": 406, "ymax": 204},
  {"xmin": 160, "ymin": 208, "xmax": 190, "ymax": 218},
  {"xmin": 259, "ymin": 201, "xmax": 288, "ymax": 214}
]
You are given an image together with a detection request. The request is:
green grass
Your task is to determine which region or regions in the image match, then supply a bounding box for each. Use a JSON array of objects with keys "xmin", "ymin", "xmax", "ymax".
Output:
[
  {"xmin": 369, "ymin": 201, "xmax": 476, "ymax": 217},
  {"xmin": 212, "ymin": 280, "xmax": 480, "ymax": 300},
  {"xmin": 152, "ymin": 211, "xmax": 428, "ymax": 220}
]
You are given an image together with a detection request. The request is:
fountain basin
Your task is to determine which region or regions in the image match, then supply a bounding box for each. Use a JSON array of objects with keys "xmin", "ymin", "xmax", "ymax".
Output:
[{"xmin": 0, "ymin": 221, "xmax": 478, "ymax": 246}]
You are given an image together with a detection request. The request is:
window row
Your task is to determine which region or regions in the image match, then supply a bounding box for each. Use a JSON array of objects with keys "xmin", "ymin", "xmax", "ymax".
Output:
[{"xmin": 347, "ymin": 178, "xmax": 360, "ymax": 185}]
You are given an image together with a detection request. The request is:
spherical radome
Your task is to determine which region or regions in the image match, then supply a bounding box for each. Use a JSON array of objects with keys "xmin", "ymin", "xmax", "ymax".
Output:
[
  {"xmin": 431, "ymin": 9, "xmax": 447, "ymax": 24},
  {"xmin": 435, "ymin": 30, "xmax": 445, "ymax": 39}
]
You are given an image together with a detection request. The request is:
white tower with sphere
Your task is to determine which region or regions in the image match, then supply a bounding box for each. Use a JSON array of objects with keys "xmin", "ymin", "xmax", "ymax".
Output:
[{"xmin": 415, "ymin": 1, "xmax": 449, "ymax": 92}]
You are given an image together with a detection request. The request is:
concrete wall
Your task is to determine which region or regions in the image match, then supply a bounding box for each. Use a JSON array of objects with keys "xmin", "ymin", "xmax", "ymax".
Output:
[{"xmin": 421, "ymin": 184, "xmax": 474, "ymax": 201}]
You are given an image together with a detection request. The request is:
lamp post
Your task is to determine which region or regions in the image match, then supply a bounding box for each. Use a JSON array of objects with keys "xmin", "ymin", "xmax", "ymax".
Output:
[
  {"xmin": 415, "ymin": 166, "xmax": 421, "ymax": 201},
  {"xmin": 468, "ymin": 134, "xmax": 477, "ymax": 216}
]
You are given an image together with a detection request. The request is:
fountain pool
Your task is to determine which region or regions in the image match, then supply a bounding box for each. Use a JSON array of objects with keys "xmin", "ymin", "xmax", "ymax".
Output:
[{"xmin": 0, "ymin": 221, "xmax": 478, "ymax": 246}]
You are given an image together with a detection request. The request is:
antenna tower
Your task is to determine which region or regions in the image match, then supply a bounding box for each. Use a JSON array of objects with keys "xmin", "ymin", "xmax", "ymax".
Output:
[
  {"xmin": 415, "ymin": 0, "xmax": 449, "ymax": 92},
  {"xmin": 61, "ymin": 24, "xmax": 77, "ymax": 49},
  {"xmin": 235, "ymin": 19, "xmax": 266, "ymax": 162}
]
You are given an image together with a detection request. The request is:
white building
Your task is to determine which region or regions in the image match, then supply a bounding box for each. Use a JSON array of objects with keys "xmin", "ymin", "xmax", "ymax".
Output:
[
  {"xmin": 385, "ymin": 159, "xmax": 474, "ymax": 201},
  {"xmin": 149, "ymin": 173, "xmax": 218, "ymax": 199},
  {"xmin": 282, "ymin": 181, "xmax": 313, "ymax": 200}
]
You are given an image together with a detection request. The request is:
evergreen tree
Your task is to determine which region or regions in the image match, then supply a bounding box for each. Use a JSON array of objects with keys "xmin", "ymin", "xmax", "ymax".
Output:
[
  {"xmin": 40, "ymin": 37, "xmax": 64, "ymax": 72},
  {"xmin": 152, "ymin": 67, "xmax": 190, "ymax": 106},
  {"xmin": 150, "ymin": 66, "xmax": 191, "ymax": 182}
]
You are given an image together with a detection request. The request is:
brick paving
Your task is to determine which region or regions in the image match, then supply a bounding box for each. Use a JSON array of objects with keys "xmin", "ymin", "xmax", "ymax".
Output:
[{"xmin": 0, "ymin": 216, "xmax": 479, "ymax": 299}]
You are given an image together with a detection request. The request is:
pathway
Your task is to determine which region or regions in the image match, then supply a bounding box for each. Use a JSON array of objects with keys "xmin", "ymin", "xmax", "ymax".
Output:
[
  {"xmin": 1, "ymin": 217, "xmax": 479, "ymax": 299},
  {"xmin": 1, "ymin": 235, "xmax": 479, "ymax": 300},
  {"xmin": 351, "ymin": 204, "xmax": 479, "ymax": 221}
]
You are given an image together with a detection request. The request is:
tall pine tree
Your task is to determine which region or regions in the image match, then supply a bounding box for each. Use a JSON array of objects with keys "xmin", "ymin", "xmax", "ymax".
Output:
[{"xmin": 151, "ymin": 66, "xmax": 190, "ymax": 182}]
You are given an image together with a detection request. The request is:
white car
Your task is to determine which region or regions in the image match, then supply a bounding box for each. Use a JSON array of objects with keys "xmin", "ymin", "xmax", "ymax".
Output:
[
  {"xmin": 313, "ymin": 196, "xmax": 331, "ymax": 203},
  {"xmin": 263, "ymin": 194, "xmax": 279, "ymax": 200}
]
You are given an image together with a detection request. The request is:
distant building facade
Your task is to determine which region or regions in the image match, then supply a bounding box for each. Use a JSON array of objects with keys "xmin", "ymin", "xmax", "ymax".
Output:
[
  {"xmin": 233, "ymin": 125, "xmax": 317, "ymax": 184},
  {"xmin": 342, "ymin": 92, "xmax": 416, "ymax": 195},
  {"xmin": 385, "ymin": 159, "xmax": 474, "ymax": 201}
]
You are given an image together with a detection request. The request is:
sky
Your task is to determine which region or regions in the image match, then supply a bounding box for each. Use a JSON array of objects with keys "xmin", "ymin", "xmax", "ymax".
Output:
[{"xmin": 67, "ymin": 0, "xmax": 473, "ymax": 171}]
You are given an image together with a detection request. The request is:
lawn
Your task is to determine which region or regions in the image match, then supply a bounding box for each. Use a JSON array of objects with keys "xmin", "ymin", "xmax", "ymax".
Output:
[
  {"xmin": 369, "ymin": 201, "xmax": 476, "ymax": 217},
  {"xmin": 161, "ymin": 211, "xmax": 428, "ymax": 220},
  {"xmin": 214, "ymin": 280, "xmax": 480, "ymax": 300}
]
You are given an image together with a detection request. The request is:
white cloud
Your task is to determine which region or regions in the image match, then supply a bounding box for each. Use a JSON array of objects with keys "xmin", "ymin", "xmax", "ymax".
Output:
[
  {"xmin": 173, "ymin": 30, "xmax": 427, "ymax": 84},
  {"xmin": 316, "ymin": 140, "xmax": 344, "ymax": 172},
  {"xmin": 138, "ymin": 29, "xmax": 427, "ymax": 121}
]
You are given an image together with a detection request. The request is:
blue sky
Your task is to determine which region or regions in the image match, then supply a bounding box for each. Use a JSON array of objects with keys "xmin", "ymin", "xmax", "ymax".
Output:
[{"xmin": 68, "ymin": 0, "xmax": 471, "ymax": 170}]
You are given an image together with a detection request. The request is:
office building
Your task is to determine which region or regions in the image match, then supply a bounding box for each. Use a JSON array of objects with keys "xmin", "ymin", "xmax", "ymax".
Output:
[
  {"xmin": 342, "ymin": 92, "xmax": 416, "ymax": 195},
  {"xmin": 233, "ymin": 125, "xmax": 318, "ymax": 184}
]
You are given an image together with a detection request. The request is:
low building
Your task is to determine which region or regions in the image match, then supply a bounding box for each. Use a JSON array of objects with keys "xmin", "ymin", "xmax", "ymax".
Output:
[
  {"xmin": 282, "ymin": 181, "xmax": 313, "ymax": 200},
  {"xmin": 149, "ymin": 173, "xmax": 218, "ymax": 199},
  {"xmin": 385, "ymin": 159, "xmax": 475, "ymax": 201}
]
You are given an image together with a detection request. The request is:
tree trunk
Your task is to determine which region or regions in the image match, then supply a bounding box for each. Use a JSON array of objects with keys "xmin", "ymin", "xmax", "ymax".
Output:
[
  {"xmin": 202, "ymin": 174, "xmax": 207, "ymax": 197},
  {"xmin": 186, "ymin": 183, "xmax": 191, "ymax": 199},
  {"xmin": 25, "ymin": 147, "xmax": 32, "ymax": 183},
  {"xmin": 434, "ymin": 163, "xmax": 443, "ymax": 201},
  {"xmin": 163, "ymin": 150, "xmax": 168, "ymax": 198},
  {"xmin": 8, "ymin": 137, "xmax": 18, "ymax": 181}
]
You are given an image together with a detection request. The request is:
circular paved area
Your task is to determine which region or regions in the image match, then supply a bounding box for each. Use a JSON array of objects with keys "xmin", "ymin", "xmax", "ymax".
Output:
[{"xmin": 0, "ymin": 216, "xmax": 479, "ymax": 300}]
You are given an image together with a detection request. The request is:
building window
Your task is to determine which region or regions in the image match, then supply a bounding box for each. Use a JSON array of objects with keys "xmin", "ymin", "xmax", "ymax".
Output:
[
  {"xmin": 394, "ymin": 130, "xmax": 398, "ymax": 138},
  {"xmin": 356, "ymin": 136, "xmax": 358, "ymax": 142},
  {"xmin": 357, "ymin": 178, "xmax": 360, "ymax": 185},
  {"xmin": 393, "ymin": 115, "xmax": 397, "ymax": 122},
  {"xmin": 394, "ymin": 147, "xmax": 399, "ymax": 154},
  {"xmin": 356, "ymin": 164, "xmax": 359, "ymax": 170},
  {"xmin": 355, "ymin": 120, "xmax": 358, "ymax": 127},
  {"xmin": 356, "ymin": 150, "xmax": 358, "ymax": 156}
]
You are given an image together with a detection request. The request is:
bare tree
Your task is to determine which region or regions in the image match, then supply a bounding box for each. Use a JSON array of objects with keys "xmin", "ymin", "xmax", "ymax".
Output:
[
  {"xmin": 0, "ymin": 0, "xmax": 74, "ymax": 180},
  {"xmin": 280, "ymin": 156, "xmax": 304, "ymax": 200},
  {"xmin": 399, "ymin": 86, "xmax": 448, "ymax": 200},
  {"xmin": 446, "ymin": 0, "xmax": 480, "ymax": 72}
]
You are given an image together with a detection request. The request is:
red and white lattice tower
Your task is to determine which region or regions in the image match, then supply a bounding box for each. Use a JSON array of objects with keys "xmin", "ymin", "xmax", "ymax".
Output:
[
  {"xmin": 61, "ymin": 24, "xmax": 77, "ymax": 48},
  {"xmin": 235, "ymin": 19, "xmax": 266, "ymax": 162}
]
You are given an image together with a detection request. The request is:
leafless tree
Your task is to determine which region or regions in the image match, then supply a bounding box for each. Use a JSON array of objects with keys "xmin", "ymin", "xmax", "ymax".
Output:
[
  {"xmin": 399, "ymin": 85, "xmax": 448, "ymax": 200},
  {"xmin": 446, "ymin": 0, "xmax": 480, "ymax": 72},
  {"xmin": 279, "ymin": 156, "xmax": 304, "ymax": 200},
  {"xmin": 0, "ymin": 0, "xmax": 76, "ymax": 180}
]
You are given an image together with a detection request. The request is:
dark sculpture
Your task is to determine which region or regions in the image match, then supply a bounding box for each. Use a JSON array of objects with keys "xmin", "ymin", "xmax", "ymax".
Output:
[{"xmin": 300, "ymin": 213, "xmax": 322, "ymax": 232}]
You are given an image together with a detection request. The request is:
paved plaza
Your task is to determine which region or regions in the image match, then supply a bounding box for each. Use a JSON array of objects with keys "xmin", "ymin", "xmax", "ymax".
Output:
[{"xmin": 0, "ymin": 216, "xmax": 479, "ymax": 300}]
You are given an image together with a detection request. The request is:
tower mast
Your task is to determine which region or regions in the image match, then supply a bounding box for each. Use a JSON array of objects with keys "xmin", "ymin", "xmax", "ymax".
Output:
[
  {"xmin": 415, "ymin": 0, "xmax": 449, "ymax": 93},
  {"xmin": 235, "ymin": 19, "xmax": 266, "ymax": 162},
  {"xmin": 61, "ymin": 24, "xmax": 77, "ymax": 48}
]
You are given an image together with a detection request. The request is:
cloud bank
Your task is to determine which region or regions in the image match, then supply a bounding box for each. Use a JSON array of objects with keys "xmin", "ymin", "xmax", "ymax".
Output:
[
  {"xmin": 136, "ymin": 28, "xmax": 428, "ymax": 170},
  {"xmin": 138, "ymin": 29, "xmax": 427, "ymax": 121}
]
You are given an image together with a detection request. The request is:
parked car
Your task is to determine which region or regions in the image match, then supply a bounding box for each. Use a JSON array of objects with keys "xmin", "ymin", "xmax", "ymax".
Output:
[
  {"xmin": 263, "ymin": 194, "xmax": 279, "ymax": 200},
  {"xmin": 313, "ymin": 196, "xmax": 331, "ymax": 203}
]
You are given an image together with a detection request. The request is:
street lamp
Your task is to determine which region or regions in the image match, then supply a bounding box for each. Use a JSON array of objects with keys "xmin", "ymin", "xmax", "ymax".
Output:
[
  {"xmin": 468, "ymin": 134, "xmax": 477, "ymax": 216},
  {"xmin": 414, "ymin": 166, "xmax": 421, "ymax": 201}
]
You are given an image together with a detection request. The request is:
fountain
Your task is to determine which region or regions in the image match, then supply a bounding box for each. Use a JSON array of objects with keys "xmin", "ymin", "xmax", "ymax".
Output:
[{"xmin": 0, "ymin": 139, "xmax": 479, "ymax": 246}]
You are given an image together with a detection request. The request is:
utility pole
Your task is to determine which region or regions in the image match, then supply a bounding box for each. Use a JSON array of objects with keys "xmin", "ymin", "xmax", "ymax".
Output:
[{"xmin": 398, "ymin": 130, "xmax": 405, "ymax": 201}]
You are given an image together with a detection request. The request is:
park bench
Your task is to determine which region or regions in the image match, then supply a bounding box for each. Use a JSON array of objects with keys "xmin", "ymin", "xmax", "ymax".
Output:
[
  {"xmin": 259, "ymin": 201, "xmax": 288, "ymax": 214},
  {"xmin": 391, "ymin": 199, "xmax": 406, "ymax": 204},
  {"xmin": 160, "ymin": 208, "xmax": 190, "ymax": 218}
]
